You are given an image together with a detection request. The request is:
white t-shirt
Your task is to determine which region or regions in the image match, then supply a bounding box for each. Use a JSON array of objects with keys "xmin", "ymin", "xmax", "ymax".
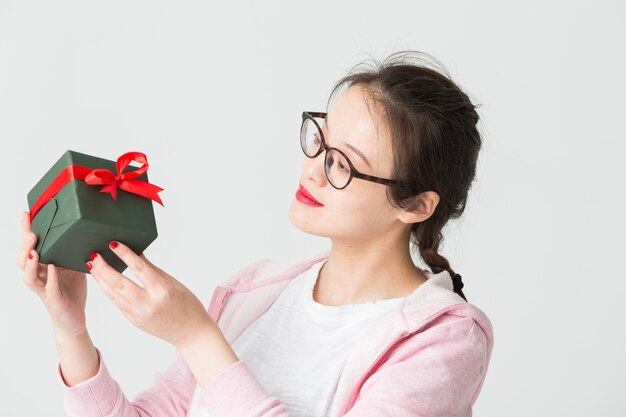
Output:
[{"xmin": 187, "ymin": 259, "xmax": 407, "ymax": 417}]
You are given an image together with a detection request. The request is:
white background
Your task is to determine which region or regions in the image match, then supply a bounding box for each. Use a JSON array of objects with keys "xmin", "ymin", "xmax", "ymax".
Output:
[{"xmin": 2, "ymin": 0, "xmax": 625, "ymax": 416}]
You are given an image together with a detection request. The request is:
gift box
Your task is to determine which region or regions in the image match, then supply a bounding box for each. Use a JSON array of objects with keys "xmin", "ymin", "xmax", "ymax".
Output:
[{"xmin": 26, "ymin": 150, "xmax": 164, "ymax": 274}]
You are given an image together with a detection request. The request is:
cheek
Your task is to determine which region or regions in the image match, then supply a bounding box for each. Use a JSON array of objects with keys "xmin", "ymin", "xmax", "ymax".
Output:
[
  {"xmin": 332, "ymin": 186, "xmax": 390, "ymax": 216},
  {"xmin": 325, "ymin": 191, "xmax": 396, "ymax": 237}
]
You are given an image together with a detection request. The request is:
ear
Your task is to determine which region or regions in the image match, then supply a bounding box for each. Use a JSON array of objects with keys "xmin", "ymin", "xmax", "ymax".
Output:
[{"xmin": 396, "ymin": 191, "xmax": 440, "ymax": 224}]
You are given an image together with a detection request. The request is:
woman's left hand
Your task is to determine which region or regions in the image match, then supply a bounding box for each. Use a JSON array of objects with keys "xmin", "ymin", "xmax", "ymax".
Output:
[{"xmin": 86, "ymin": 241, "xmax": 215, "ymax": 349}]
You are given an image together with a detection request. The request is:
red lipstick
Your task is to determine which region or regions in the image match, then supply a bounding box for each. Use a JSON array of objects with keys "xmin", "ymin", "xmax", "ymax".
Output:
[{"xmin": 296, "ymin": 184, "xmax": 323, "ymax": 207}]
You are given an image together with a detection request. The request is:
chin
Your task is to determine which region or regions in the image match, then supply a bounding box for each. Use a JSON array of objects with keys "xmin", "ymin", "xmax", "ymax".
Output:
[{"xmin": 287, "ymin": 202, "xmax": 328, "ymax": 237}]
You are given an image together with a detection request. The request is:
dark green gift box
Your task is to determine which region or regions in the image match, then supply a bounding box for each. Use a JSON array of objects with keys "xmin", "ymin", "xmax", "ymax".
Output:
[{"xmin": 26, "ymin": 150, "xmax": 164, "ymax": 274}]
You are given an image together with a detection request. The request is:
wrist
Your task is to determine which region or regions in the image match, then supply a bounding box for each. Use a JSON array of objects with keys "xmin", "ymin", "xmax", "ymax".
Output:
[
  {"xmin": 176, "ymin": 323, "xmax": 240, "ymax": 390},
  {"xmin": 176, "ymin": 319, "xmax": 216, "ymax": 353},
  {"xmin": 52, "ymin": 322, "xmax": 89, "ymax": 342}
]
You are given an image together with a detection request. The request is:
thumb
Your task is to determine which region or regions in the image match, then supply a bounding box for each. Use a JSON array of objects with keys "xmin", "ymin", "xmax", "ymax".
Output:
[{"xmin": 45, "ymin": 263, "xmax": 62, "ymax": 301}]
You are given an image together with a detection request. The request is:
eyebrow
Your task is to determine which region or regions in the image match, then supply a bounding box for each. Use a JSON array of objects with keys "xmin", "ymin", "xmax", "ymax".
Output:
[{"xmin": 325, "ymin": 113, "xmax": 372, "ymax": 169}]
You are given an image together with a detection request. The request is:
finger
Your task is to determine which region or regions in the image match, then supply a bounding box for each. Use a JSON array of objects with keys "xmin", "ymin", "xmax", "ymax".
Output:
[
  {"xmin": 108, "ymin": 241, "xmax": 159, "ymax": 287},
  {"xmin": 21, "ymin": 211, "xmax": 31, "ymax": 235},
  {"xmin": 23, "ymin": 250, "xmax": 45, "ymax": 297},
  {"xmin": 88, "ymin": 253, "xmax": 145, "ymax": 305},
  {"xmin": 45, "ymin": 263, "xmax": 61, "ymax": 300},
  {"xmin": 139, "ymin": 253, "xmax": 167, "ymax": 276},
  {"xmin": 17, "ymin": 232, "xmax": 37, "ymax": 270},
  {"xmin": 88, "ymin": 262, "xmax": 137, "ymax": 315},
  {"xmin": 89, "ymin": 268, "xmax": 135, "ymax": 313}
]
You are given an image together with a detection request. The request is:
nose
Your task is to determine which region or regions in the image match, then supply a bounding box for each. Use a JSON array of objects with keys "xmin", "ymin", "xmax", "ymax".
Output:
[{"xmin": 302, "ymin": 150, "xmax": 327, "ymax": 186}]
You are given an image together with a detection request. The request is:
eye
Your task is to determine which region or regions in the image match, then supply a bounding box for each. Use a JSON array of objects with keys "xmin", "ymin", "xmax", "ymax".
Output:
[{"xmin": 325, "ymin": 155, "xmax": 333, "ymax": 170}]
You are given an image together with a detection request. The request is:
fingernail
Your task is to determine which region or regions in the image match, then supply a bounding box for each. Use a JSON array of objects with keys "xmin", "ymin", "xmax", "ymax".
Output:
[
  {"xmin": 90, "ymin": 252, "xmax": 98, "ymax": 261},
  {"xmin": 85, "ymin": 262, "xmax": 92, "ymax": 271},
  {"xmin": 109, "ymin": 241, "xmax": 119, "ymax": 249},
  {"xmin": 28, "ymin": 252, "xmax": 33, "ymax": 260}
]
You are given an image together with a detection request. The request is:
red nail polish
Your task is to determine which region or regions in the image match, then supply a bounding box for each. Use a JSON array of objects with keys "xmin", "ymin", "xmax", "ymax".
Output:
[
  {"xmin": 90, "ymin": 252, "xmax": 97, "ymax": 261},
  {"xmin": 85, "ymin": 262, "xmax": 92, "ymax": 271},
  {"xmin": 109, "ymin": 241, "xmax": 119, "ymax": 249},
  {"xmin": 28, "ymin": 252, "xmax": 33, "ymax": 260}
]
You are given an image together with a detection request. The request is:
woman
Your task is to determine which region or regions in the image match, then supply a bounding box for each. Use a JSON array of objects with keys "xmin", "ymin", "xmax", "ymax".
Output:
[{"xmin": 18, "ymin": 50, "xmax": 494, "ymax": 417}]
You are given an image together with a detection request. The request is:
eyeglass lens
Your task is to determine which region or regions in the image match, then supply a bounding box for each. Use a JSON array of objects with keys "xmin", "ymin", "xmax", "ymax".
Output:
[{"xmin": 301, "ymin": 118, "xmax": 352, "ymax": 189}]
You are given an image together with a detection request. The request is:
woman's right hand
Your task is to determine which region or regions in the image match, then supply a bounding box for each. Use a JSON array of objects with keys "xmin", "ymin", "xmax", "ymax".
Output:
[{"xmin": 18, "ymin": 210, "xmax": 88, "ymax": 337}]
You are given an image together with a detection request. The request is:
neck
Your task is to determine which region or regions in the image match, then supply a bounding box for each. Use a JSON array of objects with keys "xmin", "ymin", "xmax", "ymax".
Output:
[{"xmin": 313, "ymin": 240, "xmax": 427, "ymax": 307}]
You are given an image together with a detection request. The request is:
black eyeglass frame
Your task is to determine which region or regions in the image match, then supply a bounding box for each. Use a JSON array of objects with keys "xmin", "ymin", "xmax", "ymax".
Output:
[{"xmin": 301, "ymin": 111, "xmax": 411, "ymax": 190}]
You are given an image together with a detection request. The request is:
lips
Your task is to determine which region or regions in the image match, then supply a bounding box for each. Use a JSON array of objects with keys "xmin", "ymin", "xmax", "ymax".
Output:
[{"xmin": 298, "ymin": 184, "xmax": 323, "ymax": 206}]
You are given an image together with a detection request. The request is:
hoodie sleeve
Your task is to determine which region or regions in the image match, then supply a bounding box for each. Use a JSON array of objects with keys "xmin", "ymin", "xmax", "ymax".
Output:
[
  {"xmin": 55, "ymin": 347, "xmax": 195, "ymax": 417},
  {"xmin": 195, "ymin": 316, "xmax": 491, "ymax": 417}
]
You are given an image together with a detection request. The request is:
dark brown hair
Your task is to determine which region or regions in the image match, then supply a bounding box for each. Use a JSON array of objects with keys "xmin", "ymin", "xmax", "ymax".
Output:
[{"xmin": 325, "ymin": 51, "xmax": 483, "ymax": 302}]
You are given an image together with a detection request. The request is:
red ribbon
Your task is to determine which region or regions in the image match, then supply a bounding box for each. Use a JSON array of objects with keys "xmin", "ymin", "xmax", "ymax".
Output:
[{"xmin": 29, "ymin": 151, "xmax": 164, "ymax": 222}]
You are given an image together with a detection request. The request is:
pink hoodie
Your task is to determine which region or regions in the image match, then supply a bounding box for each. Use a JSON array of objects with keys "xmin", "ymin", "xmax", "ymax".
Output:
[{"xmin": 55, "ymin": 249, "xmax": 494, "ymax": 417}]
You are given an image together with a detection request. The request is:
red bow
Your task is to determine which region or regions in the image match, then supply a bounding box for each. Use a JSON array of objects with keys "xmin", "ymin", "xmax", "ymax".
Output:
[
  {"xmin": 29, "ymin": 151, "xmax": 164, "ymax": 222},
  {"xmin": 83, "ymin": 151, "xmax": 164, "ymax": 203}
]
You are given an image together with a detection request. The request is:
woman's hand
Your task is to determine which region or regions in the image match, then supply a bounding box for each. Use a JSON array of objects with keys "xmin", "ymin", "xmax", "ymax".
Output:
[
  {"xmin": 17, "ymin": 211, "xmax": 88, "ymax": 337},
  {"xmin": 87, "ymin": 241, "xmax": 215, "ymax": 349}
]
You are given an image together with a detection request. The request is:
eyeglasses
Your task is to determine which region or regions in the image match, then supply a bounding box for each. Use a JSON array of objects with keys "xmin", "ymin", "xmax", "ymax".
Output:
[{"xmin": 300, "ymin": 111, "xmax": 410, "ymax": 190}]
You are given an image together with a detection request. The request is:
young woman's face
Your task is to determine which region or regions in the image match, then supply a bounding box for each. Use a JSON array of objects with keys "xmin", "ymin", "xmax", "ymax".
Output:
[{"xmin": 288, "ymin": 85, "xmax": 408, "ymax": 243}]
